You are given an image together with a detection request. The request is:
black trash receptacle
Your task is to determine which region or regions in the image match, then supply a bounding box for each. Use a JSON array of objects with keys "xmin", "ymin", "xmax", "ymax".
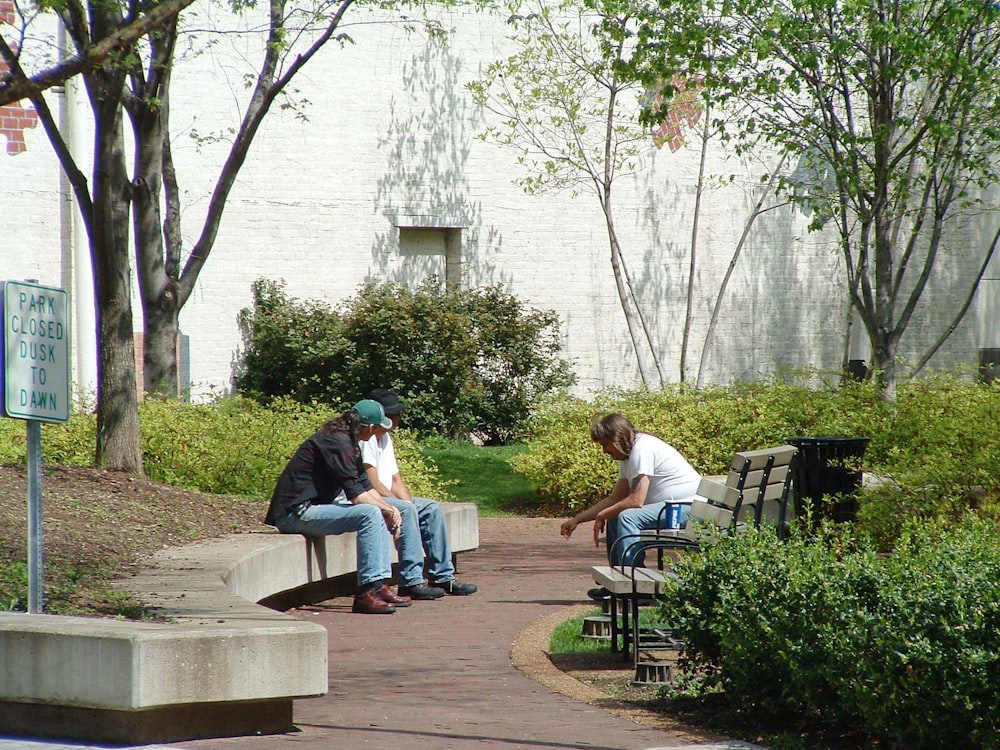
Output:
[{"xmin": 785, "ymin": 436, "xmax": 870, "ymax": 523}]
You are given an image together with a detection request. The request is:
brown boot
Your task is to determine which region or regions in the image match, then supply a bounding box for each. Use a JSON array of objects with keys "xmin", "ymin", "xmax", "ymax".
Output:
[
  {"xmin": 352, "ymin": 589, "xmax": 396, "ymax": 614},
  {"xmin": 376, "ymin": 584, "xmax": 412, "ymax": 607}
]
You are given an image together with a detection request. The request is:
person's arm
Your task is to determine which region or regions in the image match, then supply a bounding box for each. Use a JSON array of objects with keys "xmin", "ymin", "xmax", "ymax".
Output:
[
  {"xmin": 591, "ymin": 474, "xmax": 650, "ymax": 545},
  {"xmin": 560, "ymin": 477, "xmax": 631, "ymax": 541},
  {"xmin": 363, "ymin": 462, "xmax": 413, "ymax": 502},
  {"xmin": 390, "ymin": 472, "xmax": 412, "ymax": 501},
  {"xmin": 364, "ymin": 464, "xmax": 393, "ymax": 497},
  {"xmin": 348, "ymin": 486, "xmax": 403, "ymax": 538}
]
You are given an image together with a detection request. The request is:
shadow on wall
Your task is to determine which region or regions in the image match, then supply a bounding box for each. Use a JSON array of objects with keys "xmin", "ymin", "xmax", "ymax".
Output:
[
  {"xmin": 371, "ymin": 27, "xmax": 505, "ymax": 290},
  {"xmin": 632, "ymin": 147, "xmax": 847, "ymax": 386},
  {"xmin": 898, "ymin": 207, "xmax": 985, "ymax": 371}
]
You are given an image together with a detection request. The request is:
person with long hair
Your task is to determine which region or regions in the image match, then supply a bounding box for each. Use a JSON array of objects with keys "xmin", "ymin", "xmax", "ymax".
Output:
[
  {"xmin": 560, "ymin": 413, "xmax": 701, "ymax": 597},
  {"xmin": 264, "ymin": 400, "xmax": 414, "ymax": 614}
]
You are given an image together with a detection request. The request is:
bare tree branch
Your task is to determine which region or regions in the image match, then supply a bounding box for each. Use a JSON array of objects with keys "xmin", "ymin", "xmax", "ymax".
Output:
[{"xmin": 0, "ymin": 0, "xmax": 196, "ymax": 107}]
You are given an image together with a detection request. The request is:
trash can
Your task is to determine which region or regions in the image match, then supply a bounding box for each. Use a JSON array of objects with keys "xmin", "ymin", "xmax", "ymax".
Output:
[{"xmin": 785, "ymin": 436, "xmax": 870, "ymax": 523}]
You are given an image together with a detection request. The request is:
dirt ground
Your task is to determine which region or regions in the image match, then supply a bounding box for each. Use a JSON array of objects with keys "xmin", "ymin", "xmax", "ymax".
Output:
[{"xmin": 0, "ymin": 463, "xmax": 264, "ymax": 613}]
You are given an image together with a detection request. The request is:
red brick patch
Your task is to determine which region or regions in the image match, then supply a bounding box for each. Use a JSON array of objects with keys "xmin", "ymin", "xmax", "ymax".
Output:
[
  {"xmin": 650, "ymin": 80, "xmax": 704, "ymax": 153},
  {"xmin": 1, "ymin": 0, "xmax": 40, "ymax": 155}
]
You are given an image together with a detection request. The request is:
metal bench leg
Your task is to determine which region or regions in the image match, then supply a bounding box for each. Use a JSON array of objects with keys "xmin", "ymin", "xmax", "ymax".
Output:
[
  {"xmin": 632, "ymin": 597, "xmax": 642, "ymax": 666},
  {"xmin": 609, "ymin": 595, "xmax": 620, "ymax": 654},
  {"xmin": 622, "ymin": 596, "xmax": 633, "ymax": 661}
]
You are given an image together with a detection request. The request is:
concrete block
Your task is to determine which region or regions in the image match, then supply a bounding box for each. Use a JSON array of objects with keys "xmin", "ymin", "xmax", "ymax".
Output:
[{"xmin": 0, "ymin": 501, "xmax": 479, "ymax": 743}]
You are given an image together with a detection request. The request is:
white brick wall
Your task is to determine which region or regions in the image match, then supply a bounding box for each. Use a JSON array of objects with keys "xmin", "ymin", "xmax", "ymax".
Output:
[{"xmin": 1, "ymin": 4, "xmax": 992, "ymax": 402}]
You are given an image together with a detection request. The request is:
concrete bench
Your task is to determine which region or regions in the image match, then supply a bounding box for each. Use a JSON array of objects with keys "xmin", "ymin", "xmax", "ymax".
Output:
[{"xmin": 0, "ymin": 501, "xmax": 479, "ymax": 745}]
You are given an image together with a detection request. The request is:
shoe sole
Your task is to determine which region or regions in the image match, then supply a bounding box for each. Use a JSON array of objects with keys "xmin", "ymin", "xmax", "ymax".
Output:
[
  {"xmin": 432, "ymin": 582, "xmax": 477, "ymax": 596},
  {"xmin": 400, "ymin": 589, "xmax": 445, "ymax": 600}
]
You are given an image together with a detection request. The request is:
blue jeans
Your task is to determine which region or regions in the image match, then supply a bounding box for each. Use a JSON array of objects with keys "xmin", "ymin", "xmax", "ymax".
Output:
[
  {"xmin": 383, "ymin": 497, "xmax": 427, "ymax": 587},
  {"xmin": 410, "ymin": 497, "xmax": 455, "ymax": 584},
  {"xmin": 605, "ymin": 501, "xmax": 692, "ymax": 568},
  {"xmin": 273, "ymin": 502, "xmax": 391, "ymax": 588}
]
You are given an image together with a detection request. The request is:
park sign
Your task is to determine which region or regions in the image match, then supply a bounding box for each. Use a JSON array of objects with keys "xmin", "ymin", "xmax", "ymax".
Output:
[{"xmin": 1, "ymin": 280, "xmax": 70, "ymax": 423}]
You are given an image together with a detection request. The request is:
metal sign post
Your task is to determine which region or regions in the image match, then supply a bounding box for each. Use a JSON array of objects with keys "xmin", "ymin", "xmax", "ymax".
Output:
[
  {"xmin": 1, "ymin": 280, "xmax": 71, "ymax": 614},
  {"xmin": 26, "ymin": 419, "xmax": 43, "ymax": 613}
]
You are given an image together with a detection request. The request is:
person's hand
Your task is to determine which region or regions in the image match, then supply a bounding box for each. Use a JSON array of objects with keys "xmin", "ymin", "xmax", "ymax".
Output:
[
  {"xmin": 593, "ymin": 515, "xmax": 606, "ymax": 547},
  {"xmin": 560, "ymin": 519, "xmax": 577, "ymax": 539},
  {"xmin": 382, "ymin": 507, "xmax": 402, "ymax": 538}
]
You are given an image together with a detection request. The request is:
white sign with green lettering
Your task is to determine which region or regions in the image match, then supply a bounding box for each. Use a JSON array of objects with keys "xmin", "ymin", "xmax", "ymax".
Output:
[{"xmin": 2, "ymin": 280, "xmax": 70, "ymax": 423}]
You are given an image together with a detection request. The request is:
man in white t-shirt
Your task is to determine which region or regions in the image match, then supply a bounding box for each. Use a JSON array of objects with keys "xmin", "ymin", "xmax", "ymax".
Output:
[
  {"xmin": 560, "ymin": 413, "xmax": 701, "ymax": 595},
  {"xmin": 364, "ymin": 389, "xmax": 477, "ymax": 596}
]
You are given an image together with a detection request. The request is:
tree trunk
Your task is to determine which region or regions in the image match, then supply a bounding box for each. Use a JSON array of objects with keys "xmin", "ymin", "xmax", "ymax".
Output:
[
  {"xmin": 91, "ymin": 79, "xmax": 144, "ymax": 473},
  {"xmin": 129, "ymin": 39, "xmax": 181, "ymax": 398},
  {"xmin": 680, "ymin": 107, "xmax": 710, "ymax": 382},
  {"xmin": 600, "ymin": 185, "xmax": 655, "ymax": 387},
  {"xmin": 143, "ymin": 300, "xmax": 181, "ymax": 396},
  {"xmin": 609, "ymin": 237, "xmax": 654, "ymax": 388}
]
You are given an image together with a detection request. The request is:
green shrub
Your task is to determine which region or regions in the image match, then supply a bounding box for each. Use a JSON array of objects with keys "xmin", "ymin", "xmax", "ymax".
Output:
[
  {"xmin": 0, "ymin": 397, "xmax": 453, "ymax": 501},
  {"xmin": 233, "ymin": 278, "xmax": 576, "ymax": 444},
  {"xmin": 858, "ymin": 375, "xmax": 1000, "ymax": 549},
  {"xmin": 138, "ymin": 396, "xmax": 325, "ymax": 497},
  {"xmin": 0, "ymin": 410, "xmax": 97, "ymax": 465},
  {"xmin": 338, "ymin": 281, "xmax": 486, "ymax": 439},
  {"xmin": 512, "ymin": 376, "xmax": 1000, "ymax": 549},
  {"xmin": 233, "ymin": 278, "xmax": 350, "ymax": 404},
  {"xmin": 137, "ymin": 396, "xmax": 454, "ymax": 500},
  {"xmin": 660, "ymin": 521, "xmax": 1000, "ymax": 747}
]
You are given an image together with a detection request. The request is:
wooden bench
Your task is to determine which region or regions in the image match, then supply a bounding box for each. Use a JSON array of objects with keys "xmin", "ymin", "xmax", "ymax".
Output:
[{"xmin": 591, "ymin": 445, "xmax": 798, "ymax": 663}]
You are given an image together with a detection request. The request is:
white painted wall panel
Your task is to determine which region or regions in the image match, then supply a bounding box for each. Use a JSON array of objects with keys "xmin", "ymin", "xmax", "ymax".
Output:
[{"xmin": 2, "ymin": 3, "xmax": 994, "ymax": 402}]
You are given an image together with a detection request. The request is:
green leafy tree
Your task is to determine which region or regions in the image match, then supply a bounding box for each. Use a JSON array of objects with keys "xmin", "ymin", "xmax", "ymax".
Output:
[
  {"xmin": 234, "ymin": 279, "xmax": 350, "ymax": 403},
  {"xmin": 628, "ymin": 0, "xmax": 1000, "ymax": 398}
]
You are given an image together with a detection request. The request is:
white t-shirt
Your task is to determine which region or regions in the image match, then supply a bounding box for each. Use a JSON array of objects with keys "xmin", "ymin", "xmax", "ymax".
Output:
[
  {"xmin": 360, "ymin": 432, "xmax": 398, "ymax": 490},
  {"xmin": 620, "ymin": 433, "xmax": 701, "ymax": 505},
  {"xmin": 333, "ymin": 433, "xmax": 398, "ymax": 503}
]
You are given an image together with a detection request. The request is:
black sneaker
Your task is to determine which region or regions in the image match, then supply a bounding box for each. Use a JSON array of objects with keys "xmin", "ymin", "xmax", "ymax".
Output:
[
  {"xmin": 588, "ymin": 586, "xmax": 612, "ymax": 601},
  {"xmin": 435, "ymin": 579, "xmax": 477, "ymax": 595},
  {"xmin": 398, "ymin": 582, "xmax": 446, "ymax": 600}
]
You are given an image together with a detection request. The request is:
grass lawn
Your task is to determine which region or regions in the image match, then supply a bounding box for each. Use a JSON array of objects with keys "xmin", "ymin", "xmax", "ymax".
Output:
[
  {"xmin": 550, "ymin": 608, "xmax": 613, "ymax": 654},
  {"xmin": 420, "ymin": 441, "xmax": 543, "ymax": 517}
]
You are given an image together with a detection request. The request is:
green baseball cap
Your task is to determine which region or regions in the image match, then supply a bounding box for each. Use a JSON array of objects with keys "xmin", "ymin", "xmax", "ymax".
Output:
[{"xmin": 353, "ymin": 399, "xmax": 392, "ymax": 429}]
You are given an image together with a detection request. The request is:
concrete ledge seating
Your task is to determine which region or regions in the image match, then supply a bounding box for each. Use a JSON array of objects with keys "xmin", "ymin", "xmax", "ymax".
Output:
[{"xmin": 0, "ymin": 501, "xmax": 479, "ymax": 745}]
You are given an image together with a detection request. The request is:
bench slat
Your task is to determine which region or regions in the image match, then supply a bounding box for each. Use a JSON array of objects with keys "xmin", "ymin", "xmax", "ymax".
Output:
[
  {"xmin": 726, "ymin": 462, "xmax": 792, "ymax": 490},
  {"xmin": 592, "ymin": 565, "xmax": 674, "ymax": 596},
  {"xmin": 692, "ymin": 500, "xmax": 733, "ymax": 527},
  {"xmin": 740, "ymin": 480, "xmax": 793, "ymax": 506},
  {"xmin": 696, "ymin": 478, "xmax": 742, "ymax": 508},
  {"xmin": 731, "ymin": 445, "xmax": 797, "ymax": 472}
]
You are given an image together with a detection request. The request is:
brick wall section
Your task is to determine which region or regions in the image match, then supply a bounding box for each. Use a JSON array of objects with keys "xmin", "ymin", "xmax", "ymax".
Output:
[{"xmin": 0, "ymin": 0, "xmax": 40, "ymax": 154}]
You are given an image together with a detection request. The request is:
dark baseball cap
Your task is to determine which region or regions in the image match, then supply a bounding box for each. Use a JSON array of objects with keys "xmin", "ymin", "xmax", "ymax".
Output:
[{"xmin": 368, "ymin": 388, "xmax": 406, "ymax": 415}]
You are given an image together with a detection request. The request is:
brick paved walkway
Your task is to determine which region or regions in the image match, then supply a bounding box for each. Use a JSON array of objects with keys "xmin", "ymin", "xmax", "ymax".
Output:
[
  {"xmin": 0, "ymin": 517, "xmax": 758, "ymax": 750},
  {"xmin": 169, "ymin": 516, "xmax": 736, "ymax": 750}
]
